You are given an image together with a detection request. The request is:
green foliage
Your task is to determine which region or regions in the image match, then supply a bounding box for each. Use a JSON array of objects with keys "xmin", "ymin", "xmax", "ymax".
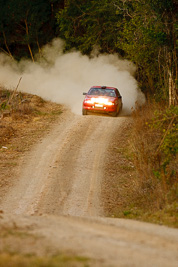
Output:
[
  {"xmin": 0, "ymin": 90, "xmax": 10, "ymax": 111},
  {"xmin": 56, "ymin": 0, "xmax": 125, "ymax": 54},
  {"xmin": 0, "ymin": 101, "xmax": 8, "ymax": 110},
  {"xmin": 118, "ymin": 1, "xmax": 173, "ymax": 94},
  {"xmin": 56, "ymin": 0, "xmax": 177, "ymax": 99}
]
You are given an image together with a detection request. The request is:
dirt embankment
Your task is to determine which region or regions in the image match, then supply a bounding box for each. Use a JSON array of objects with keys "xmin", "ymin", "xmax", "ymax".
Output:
[
  {"xmin": 0, "ymin": 92, "xmax": 62, "ymax": 202},
  {"xmin": 0, "ymin": 93, "xmax": 178, "ymax": 266}
]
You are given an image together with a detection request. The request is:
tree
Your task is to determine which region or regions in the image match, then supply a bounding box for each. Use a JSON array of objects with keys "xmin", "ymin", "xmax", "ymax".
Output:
[
  {"xmin": 119, "ymin": 0, "xmax": 177, "ymax": 103},
  {"xmin": 0, "ymin": 0, "xmax": 176, "ymax": 103},
  {"xmin": 56, "ymin": 0, "xmax": 125, "ymax": 54},
  {"xmin": 0, "ymin": 0, "xmax": 14, "ymax": 58},
  {"xmin": 0, "ymin": 0, "xmax": 64, "ymax": 60}
]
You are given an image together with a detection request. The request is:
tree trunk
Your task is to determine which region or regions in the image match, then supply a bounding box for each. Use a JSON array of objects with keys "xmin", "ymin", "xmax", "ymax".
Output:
[
  {"xmin": 169, "ymin": 70, "xmax": 177, "ymax": 107},
  {"xmin": 24, "ymin": 19, "xmax": 34, "ymax": 62},
  {"xmin": 3, "ymin": 31, "xmax": 14, "ymax": 59}
]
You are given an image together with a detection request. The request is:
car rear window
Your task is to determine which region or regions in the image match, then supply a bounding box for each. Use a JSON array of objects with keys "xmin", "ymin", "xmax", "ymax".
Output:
[{"xmin": 88, "ymin": 88, "xmax": 116, "ymax": 97}]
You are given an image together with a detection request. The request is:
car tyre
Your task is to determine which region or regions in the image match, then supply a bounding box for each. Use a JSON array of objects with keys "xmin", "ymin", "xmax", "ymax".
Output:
[
  {"xmin": 111, "ymin": 111, "xmax": 117, "ymax": 117},
  {"xmin": 82, "ymin": 109, "xmax": 87, "ymax": 115}
]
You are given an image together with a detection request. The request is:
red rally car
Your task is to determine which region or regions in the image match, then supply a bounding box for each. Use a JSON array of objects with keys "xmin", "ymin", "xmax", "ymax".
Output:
[{"xmin": 82, "ymin": 86, "xmax": 123, "ymax": 117}]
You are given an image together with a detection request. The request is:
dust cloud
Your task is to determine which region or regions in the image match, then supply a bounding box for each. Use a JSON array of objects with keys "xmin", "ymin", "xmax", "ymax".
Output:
[{"xmin": 0, "ymin": 38, "xmax": 145, "ymax": 114}]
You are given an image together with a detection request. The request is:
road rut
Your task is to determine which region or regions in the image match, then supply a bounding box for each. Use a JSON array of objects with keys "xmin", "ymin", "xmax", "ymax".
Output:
[{"xmin": 1, "ymin": 110, "xmax": 124, "ymax": 216}]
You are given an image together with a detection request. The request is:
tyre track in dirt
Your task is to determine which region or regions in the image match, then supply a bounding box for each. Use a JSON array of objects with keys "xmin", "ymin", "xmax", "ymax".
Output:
[{"xmin": 0, "ymin": 109, "xmax": 124, "ymax": 216}]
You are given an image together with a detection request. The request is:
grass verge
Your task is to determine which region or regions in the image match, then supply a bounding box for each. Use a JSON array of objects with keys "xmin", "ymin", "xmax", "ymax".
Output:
[
  {"xmin": 0, "ymin": 88, "xmax": 62, "ymax": 196},
  {"xmin": 0, "ymin": 253, "xmax": 90, "ymax": 267},
  {"xmin": 102, "ymin": 102, "xmax": 177, "ymax": 228},
  {"xmin": 0, "ymin": 223, "xmax": 90, "ymax": 267}
]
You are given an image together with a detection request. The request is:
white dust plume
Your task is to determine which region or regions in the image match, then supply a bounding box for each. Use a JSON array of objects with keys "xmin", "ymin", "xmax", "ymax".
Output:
[{"xmin": 0, "ymin": 38, "xmax": 145, "ymax": 114}]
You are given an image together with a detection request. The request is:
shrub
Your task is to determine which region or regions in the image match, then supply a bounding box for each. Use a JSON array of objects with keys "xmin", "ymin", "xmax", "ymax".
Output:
[{"xmin": 131, "ymin": 101, "xmax": 177, "ymax": 209}]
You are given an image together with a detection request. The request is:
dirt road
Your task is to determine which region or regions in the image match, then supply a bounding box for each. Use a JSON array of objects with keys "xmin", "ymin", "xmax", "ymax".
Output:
[
  {"xmin": 0, "ymin": 109, "xmax": 178, "ymax": 266},
  {"xmin": 1, "ymin": 109, "xmax": 123, "ymax": 216}
]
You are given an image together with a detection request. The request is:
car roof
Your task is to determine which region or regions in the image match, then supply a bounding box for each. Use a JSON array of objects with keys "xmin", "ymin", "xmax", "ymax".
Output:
[{"xmin": 90, "ymin": 86, "xmax": 117, "ymax": 90}]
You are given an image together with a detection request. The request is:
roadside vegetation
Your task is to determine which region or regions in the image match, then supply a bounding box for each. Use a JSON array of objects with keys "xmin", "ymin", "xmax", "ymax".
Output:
[
  {"xmin": 0, "ymin": 254, "xmax": 89, "ymax": 267},
  {"xmin": 102, "ymin": 105, "xmax": 177, "ymax": 228},
  {"xmin": 0, "ymin": 87, "xmax": 62, "ymax": 191},
  {"xmin": 0, "ymin": 86, "xmax": 62, "ymax": 148},
  {"xmin": 129, "ymin": 102, "xmax": 177, "ymax": 227}
]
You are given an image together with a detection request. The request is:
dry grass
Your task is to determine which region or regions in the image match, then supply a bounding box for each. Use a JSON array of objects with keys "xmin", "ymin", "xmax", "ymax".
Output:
[
  {"xmin": 0, "ymin": 87, "xmax": 62, "ymax": 147},
  {"xmin": 0, "ymin": 222, "xmax": 90, "ymax": 267},
  {"xmin": 131, "ymin": 101, "xmax": 177, "ymax": 210},
  {"xmin": 131, "ymin": 102, "xmax": 164, "ymax": 209},
  {"xmin": 102, "ymin": 101, "xmax": 178, "ymax": 227},
  {"xmin": 0, "ymin": 253, "xmax": 90, "ymax": 267},
  {"xmin": 0, "ymin": 88, "xmax": 62, "ymax": 199}
]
